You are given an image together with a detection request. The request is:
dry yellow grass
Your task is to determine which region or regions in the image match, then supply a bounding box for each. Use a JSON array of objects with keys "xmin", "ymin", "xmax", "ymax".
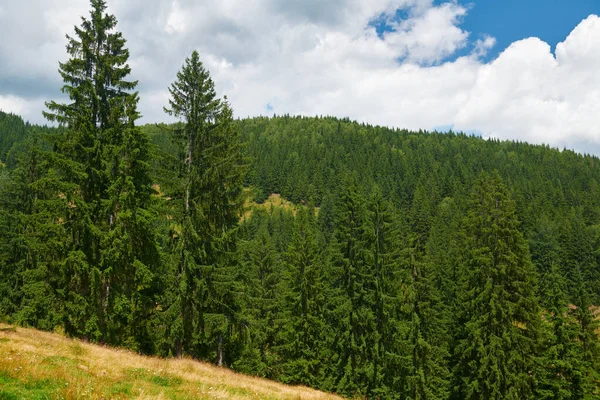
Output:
[
  {"xmin": 254, "ymin": 193, "xmax": 298, "ymax": 214},
  {"xmin": 243, "ymin": 192, "xmax": 319, "ymax": 220},
  {"xmin": 0, "ymin": 324, "xmax": 343, "ymax": 400}
]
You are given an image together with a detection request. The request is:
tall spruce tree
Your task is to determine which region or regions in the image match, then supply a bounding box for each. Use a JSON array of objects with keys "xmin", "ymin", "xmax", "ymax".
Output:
[
  {"xmin": 43, "ymin": 0, "xmax": 160, "ymax": 350},
  {"xmin": 328, "ymin": 178, "xmax": 376, "ymax": 397},
  {"xmin": 537, "ymin": 263, "xmax": 582, "ymax": 399},
  {"xmin": 452, "ymin": 171, "xmax": 540, "ymax": 400},
  {"xmin": 401, "ymin": 250, "xmax": 451, "ymax": 400},
  {"xmin": 425, "ymin": 197, "xmax": 461, "ymax": 306},
  {"xmin": 367, "ymin": 188, "xmax": 404, "ymax": 398},
  {"xmin": 235, "ymin": 224, "xmax": 281, "ymax": 378},
  {"xmin": 0, "ymin": 136, "xmax": 63, "ymax": 329},
  {"xmin": 279, "ymin": 207, "xmax": 327, "ymax": 387},
  {"xmin": 558, "ymin": 208, "xmax": 596, "ymax": 301},
  {"xmin": 164, "ymin": 50, "xmax": 247, "ymax": 363},
  {"xmin": 400, "ymin": 184, "xmax": 451, "ymax": 399}
]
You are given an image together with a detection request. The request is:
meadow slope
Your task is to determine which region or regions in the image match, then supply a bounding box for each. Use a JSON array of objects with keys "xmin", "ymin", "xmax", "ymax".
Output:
[{"xmin": 0, "ymin": 324, "xmax": 344, "ymax": 400}]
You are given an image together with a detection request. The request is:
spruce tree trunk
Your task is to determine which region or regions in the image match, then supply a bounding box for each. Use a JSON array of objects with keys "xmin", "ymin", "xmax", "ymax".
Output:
[
  {"xmin": 177, "ymin": 130, "xmax": 194, "ymax": 359},
  {"xmin": 185, "ymin": 134, "xmax": 194, "ymax": 215},
  {"xmin": 176, "ymin": 339, "xmax": 183, "ymax": 359},
  {"xmin": 217, "ymin": 333, "xmax": 223, "ymax": 367}
]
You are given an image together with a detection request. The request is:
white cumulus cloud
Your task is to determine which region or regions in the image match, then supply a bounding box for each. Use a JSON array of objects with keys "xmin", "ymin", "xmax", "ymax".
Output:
[
  {"xmin": 383, "ymin": 1, "xmax": 469, "ymax": 64},
  {"xmin": 454, "ymin": 15, "xmax": 600, "ymax": 154}
]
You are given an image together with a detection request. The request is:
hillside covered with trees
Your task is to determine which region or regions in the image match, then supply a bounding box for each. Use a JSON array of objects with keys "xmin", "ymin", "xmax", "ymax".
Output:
[{"xmin": 1, "ymin": 1, "xmax": 600, "ymax": 399}]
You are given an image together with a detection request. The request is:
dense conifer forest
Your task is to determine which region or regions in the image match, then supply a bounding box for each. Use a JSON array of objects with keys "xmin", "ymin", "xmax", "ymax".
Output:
[{"xmin": 1, "ymin": 1, "xmax": 599, "ymax": 398}]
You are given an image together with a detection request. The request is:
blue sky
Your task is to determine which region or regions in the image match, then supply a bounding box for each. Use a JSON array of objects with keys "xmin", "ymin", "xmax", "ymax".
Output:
[
  {"xmin": 371, "ymin": 0, "xmax": 600, "ymax": 63},
  {"xmin": 460, "ymin": 0, "xmax": 600, "ymax": 60}
]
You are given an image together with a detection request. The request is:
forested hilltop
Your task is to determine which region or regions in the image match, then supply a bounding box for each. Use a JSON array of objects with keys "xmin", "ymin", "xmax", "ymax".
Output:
[
  {"xmin": 1, "ymin": 1, "xmax": 600, "ymax": 399},
  {"xmin": 235, "ymin": 115, "xmax": 600, "ymax": 299}
]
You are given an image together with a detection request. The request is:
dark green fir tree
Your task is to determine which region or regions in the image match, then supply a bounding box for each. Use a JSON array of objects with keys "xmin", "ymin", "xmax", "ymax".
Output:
[
  {"xmin": 401, "ymin": 249, "xmax": 451, "ymax": 400},
  {"xmin": 537, "ymin": 263, "xmax": 583, "ymax": 399},
  {"xmin": 0, "ymin": 135, "xmax": 63, "ymax": 330},
  {"xmin": 571, "ymin": 267, "xmax": 600, "ymax": 399},
  {"xmin": 234, "ymin": 224, "xmax": 281, "ymax": 378},
  {"xmin": 452, "ymin": 171, "xmax": 541, "ymax": 400},
  {"xmin": 163, "ymin": 50, "xmax": 247, "ymax": 364},
  {"xmin": 43, "ymin": 0, "xmax": 160, "ymax": 350},
  {"xmin": 279, "ymin": 207, "xmax": 328, "ymax": 388},
  {"xmin": 327, "ymin": 177, "xmax": 376, "ymax": 397},
  {"xmin": 367, "ymin": 188, "xmax": 404, "ymax": 398}
]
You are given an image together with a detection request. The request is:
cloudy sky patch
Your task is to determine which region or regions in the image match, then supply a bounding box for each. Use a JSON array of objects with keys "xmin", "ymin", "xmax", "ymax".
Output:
[{"xmin": 1, "ymin": 0, "xmax": 600, "ymax": 154}]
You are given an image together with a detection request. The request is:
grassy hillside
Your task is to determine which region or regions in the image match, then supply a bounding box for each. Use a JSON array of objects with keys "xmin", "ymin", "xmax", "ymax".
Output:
[{"xmin": 0, "ymin": 324, "xmax": 343, "ymax": 400}]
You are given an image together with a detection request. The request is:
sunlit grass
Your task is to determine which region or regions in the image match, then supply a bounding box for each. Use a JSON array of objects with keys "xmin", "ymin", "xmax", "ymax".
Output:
[
  {"xmin": 243, "ymin": 191, "xmax": 319, "ymax": 220},
  {"xmin": 0, "ymin": 323, "xmax": 343, "ymax": 400}
]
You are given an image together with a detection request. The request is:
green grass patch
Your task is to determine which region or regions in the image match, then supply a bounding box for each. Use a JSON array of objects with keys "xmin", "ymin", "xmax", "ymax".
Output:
[
  {"xmin": 42, "ymin": 355, "xmax": 76, "ymax": 367},
  {"xmin": 0, "ymin": 370, "xmax": 65, "ymax": 400},
  {"xmin": 223, "ymin": 385, "xmax": 255, "ymax": 396},
  {"xmin": 0, "ymin": 338, "xmax": 10, "ymax": 343},
  {"xmin": 126, "ymin": 367, "xmax": 150, "ymax": 379},
  {"xmin": 127, "ymin": 367, "xmax": 182, "ymax": 387},
  {"xmin": 106, "ymin": 381, "xmax": 134, "ymax": 397},
  {"xmin": 70, "ymin": 342, "xmax": 87, "ymax": 357},
  {"xmin": 151, "ymin": 374, "xmax": 183, "ymax": 387}
]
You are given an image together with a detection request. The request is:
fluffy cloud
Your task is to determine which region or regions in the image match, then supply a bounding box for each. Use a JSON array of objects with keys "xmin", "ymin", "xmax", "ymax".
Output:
[
  {"xmin": 1, "ymin": 1, "xmax": 600, "ymax": 154},
  {"xmin": 455, "ymin": 16, "xmax": 600, "ymax": 154},
  {"xmin": 472, "ymin": 35, "xmax": 496, "ymax": 58},
  {"xmin": 383, "ymin": 1, "xmax": 469, "ymax": 64}
]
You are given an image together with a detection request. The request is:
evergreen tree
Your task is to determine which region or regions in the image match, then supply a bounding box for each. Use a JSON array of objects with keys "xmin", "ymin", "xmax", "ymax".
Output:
[
  {"xmin": 537, "ymin": 263, "xmax": 582, "ymax": 399},
  {"xmin": 425, "ymin": 197, "xmax": 461, "ymax": 306},
  {"xmin": 401, "ymin": 250, "xmax": 451, "ymax": 400},
  {"xmin": 0, "ymin": 136, "xmax": 63, "ymax": 329},
  {"xmin": 367, "ymin": 188, "xmax": 404, "ymax": 398},
  {"xmin": 328, "ymin": 178, "xmax": 376, "ymax": 397},
  {"xmin": 400, "ymin": 184, "xmax": 451, "ymax": 399},
  {"xmin": 409, "ymin": 180, "xmax": 434, "ymax": 253},
  {"xmin": 558, "ymin": 208, "xmax": 595, "ymax": 301},
  {"xmin": 0, "ymin": 111, "xmax": 29, "ymax": 163},
  {"xmin": 163, "ymin": 50, "xmax": 247, "ymax": 363},
  {"xmin": 234, "ymin": 224, "xmax": 281, "ymax": 378},
  {"xmin": 571, "ymin": 267, "xmax": 600, "ymax": 399},
  {"xmin": 279, "ymin": 207, "xmax": 327, "ymax": 388},
  {"xmin": 529, "ymin": 215, "xmax": 562, "ymax": 307},
  {"xmin": 0, "ymin": 166, "xmax": 14, "ymax": 319},
  {"xmin": 42, "ymin": 0, "xmax": 160, "ymax": 349},
  {"xmin": 452, "ymin": 171, "xmax": 540, "ymax": 400}
]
